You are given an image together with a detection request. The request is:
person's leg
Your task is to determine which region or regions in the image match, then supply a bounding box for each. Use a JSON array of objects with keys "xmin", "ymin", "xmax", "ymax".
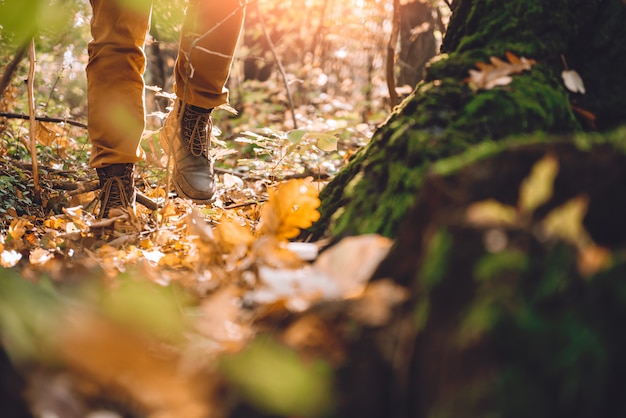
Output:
[
  {"xmin": 162, "ymin": 0, "xmax": 245, "ymax": 203},
  {"xmin": 175, "ymin": 0, "xmax": 245, "ymax": 109},
  {"xmin": 88, "ymin": 0, "xmax": 150, "ymax": 169},
  {"xmin": 88, "ymin": 0, "xmax": 151, "ymax": 216}
]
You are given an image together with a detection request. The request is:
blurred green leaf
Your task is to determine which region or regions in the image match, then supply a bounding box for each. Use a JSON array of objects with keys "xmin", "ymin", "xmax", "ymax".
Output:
[
  {"xmin": 287, "ymin": 129, "xmax": 307, "ymax": 144},
  {"xmin": 305, "ymin": 132, "xmax": 339, "ymax": 152},
  {"xmin": 220, "ymin": 334, "xmax": 334, "ymax": 417},
  {"xmin": 98, "ymin": 275, "xmax": 190, "ymax": 342}
]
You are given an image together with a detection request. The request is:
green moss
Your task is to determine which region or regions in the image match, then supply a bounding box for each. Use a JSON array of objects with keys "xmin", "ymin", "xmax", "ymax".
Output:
[{"xmin": 473, "ymin": 250, "xmax": 529, "ymax": 282}]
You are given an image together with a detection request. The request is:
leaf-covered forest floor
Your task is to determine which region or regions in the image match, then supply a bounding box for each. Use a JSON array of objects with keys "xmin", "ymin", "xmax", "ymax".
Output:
[{"xmin": 0, "ymin": 83, "xmax": 402, "ymax": 417}]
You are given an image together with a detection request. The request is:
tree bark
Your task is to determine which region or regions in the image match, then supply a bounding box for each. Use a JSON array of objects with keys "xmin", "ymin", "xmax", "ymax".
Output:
[{"xmin": 311, "ymin": 0, "xmax": 626, "ymax": 240}]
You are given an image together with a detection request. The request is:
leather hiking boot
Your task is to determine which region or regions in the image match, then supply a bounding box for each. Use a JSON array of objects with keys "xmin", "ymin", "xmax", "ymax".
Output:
[
  {"xmin": 96, "ymin": 163, "xmax": 136, "ymax": 218},
  {"xmin": 160, "ymin": 100, "xmax": 216, "ymax": 203}
]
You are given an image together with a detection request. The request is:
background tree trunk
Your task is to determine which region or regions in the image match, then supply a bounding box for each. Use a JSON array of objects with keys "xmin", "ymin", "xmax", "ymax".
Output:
[
  {"xmin": 311, "ymin": 0, "xmax": 626, "ymax": 240},
  {"xmin": 397, "ymin": 0, "xmax": 439, "ymax": 88}
]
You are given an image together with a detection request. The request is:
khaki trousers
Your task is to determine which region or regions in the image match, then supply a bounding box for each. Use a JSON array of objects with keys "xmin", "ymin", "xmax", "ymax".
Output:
[{"xmin": 87, "ymin": 0, "xmax": 245, "ymax": 168}]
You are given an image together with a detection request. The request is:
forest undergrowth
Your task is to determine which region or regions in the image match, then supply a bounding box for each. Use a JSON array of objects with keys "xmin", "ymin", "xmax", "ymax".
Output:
[{"xmin": 0, "ymin": 77, "xmax": 403, "ymax": 417}]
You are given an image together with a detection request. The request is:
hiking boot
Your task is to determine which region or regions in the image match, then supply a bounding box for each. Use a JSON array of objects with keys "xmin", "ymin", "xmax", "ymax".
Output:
[
  {"xmin": 96, "ymin": 163, "xmax": 136, "ymax": 218},
  {"xmin": 160, "ymin": 100, "xmax": 216, "ymax": 203}
]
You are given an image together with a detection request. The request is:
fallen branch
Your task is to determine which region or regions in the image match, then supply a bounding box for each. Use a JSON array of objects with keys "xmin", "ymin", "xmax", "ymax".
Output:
[{"xmin": 0, "ymin": 112, "xmax": 87, "ymax": 129}]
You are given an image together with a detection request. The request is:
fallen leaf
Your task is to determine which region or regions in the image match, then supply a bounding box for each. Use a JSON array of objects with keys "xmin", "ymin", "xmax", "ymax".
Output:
[
  {"xmin": 571, "ymin": 105, "xmax": 597, "ymax": 129},
  {"xmin": 466, "ymin": 199, "xmax": 517, "ymax": 226},
  {"xmin": 257, "ymin": 179, "xmax": 321, "ymax": 241},
  {"xmin": 314, "ymin": 234, "xmax": 394, "ymax": 298},
  {"xmin": 1, "ymin": 250, "xmax": 22, "ymax": 268},
  {"xmin": 223, "ymin": 173, "xmax": 244, "ymax": 189},
  {"xmin": 251, "ymin": 265, "xmax": 341, "ymax": 311},
  {"xmin": 36, "ymin": 122, "xmax": 62, "ymax": 146},
  {"xmin": 562, "ymin": 69, "xmax": 586, "ymax": 94},
  {"xmin": 215, "ymin": 217, "xmax": 255, "ymax": 252},
  {"xmin": 8, "ymin": 218, "xmax": 33, "ymax": 241},
  {"xmin": 29, "ymin": 248, "xmax": 54, "ymax": 266},
  {"xmin": 541, "ymin": 194, "xmax": 590, "ymax": 247},
  {"xmin": 465, "ymin": 52, "xmax": 536, "ymax": 91},
  {"xmin": 519, "ymin": 153, "xmax": 559, "ymax": 214}
]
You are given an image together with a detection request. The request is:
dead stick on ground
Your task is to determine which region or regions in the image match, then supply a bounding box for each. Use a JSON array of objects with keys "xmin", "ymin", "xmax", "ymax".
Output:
[{"xmin": 27, "ymin": 38, "xmax": 40, "ymax": 194}]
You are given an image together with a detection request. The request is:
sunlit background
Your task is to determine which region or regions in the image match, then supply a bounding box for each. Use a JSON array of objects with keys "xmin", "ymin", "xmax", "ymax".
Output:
[{"xmin": 1, "ymin": 0, "xmax": 448, "ymax": 135}]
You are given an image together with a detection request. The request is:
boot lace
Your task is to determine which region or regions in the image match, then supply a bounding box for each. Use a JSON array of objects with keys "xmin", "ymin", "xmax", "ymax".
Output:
[
  {"xmin": 181, "ymin": 107, "xmax": 212, "ymax": 158},
  {"xmin": 97, "ymin": 165, "xmax": 134, "ymax": 219}
]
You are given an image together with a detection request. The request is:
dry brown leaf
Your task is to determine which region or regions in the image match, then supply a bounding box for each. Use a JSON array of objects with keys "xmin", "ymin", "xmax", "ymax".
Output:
[
  {"xmin": 257, "ymin": 178, "xmax": 321, "ymax": 240},
  {"xmin": 36, "ymin": 122, "xmax": 60, "ymax": 146},
  {"xmin": 465, "ymin": 51, "xmax": 536, "ymax": 91},
  {"xmin": 215, "ymin": 217, "xmax": 255, "ymax": 252},
  {"xmin": 29, "ymin": 248, "xmax": 54, "ymax": 266},
  {"xmin": 314, "ymin": 234, "xmax": 394, "ymax": 298},
  {"xmin": 571, "ymin": 105, "xmax": 597, "ymax": 129},
  {"xmin": 9, "ymin": 218, "xmax": 33, "ymax": 240}
]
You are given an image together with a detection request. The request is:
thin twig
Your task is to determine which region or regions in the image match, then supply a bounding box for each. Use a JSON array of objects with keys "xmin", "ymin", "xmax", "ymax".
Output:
[
  {"xmin": 255, "ymin": 2, "xmax": 298, "ymax": 129},
  {"xmin": 0, "ymin": 112, "xmax": 87, "ymax": 129},
  {"xmin": 27, "ymin": 38, "xmax": 40, "ymax": 194},
  {"xmin": 224, "ymin": 199, "xmax": 267, "ymax": 210}
]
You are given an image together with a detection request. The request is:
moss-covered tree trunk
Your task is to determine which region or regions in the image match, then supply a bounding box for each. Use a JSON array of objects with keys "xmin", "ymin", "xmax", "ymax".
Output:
[{"xmin": 313, "ymin": 0, "xmax": 626, "ymax": 239}]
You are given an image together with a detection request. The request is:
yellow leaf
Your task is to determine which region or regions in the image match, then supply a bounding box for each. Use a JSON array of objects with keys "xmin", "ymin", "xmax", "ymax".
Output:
[
  {"xmin": 44, "ymin": 216, "xmax": 64, "ymax": 230},
  {"xmin": 519, "ymin": 153, "xmax": 559, "ymax": 214},
  {"xmin": 215, "ymin": 217, "xmax": 255, "ymax": 251},
  {"xmin": 257, "ymin": 179, "xmax": 321, "ymax": 240},
  {"xmin": 541, "ymin": 195, "xmax": 590, "ymax": 246},
  {"xmin": 466, "ymin": 199, "xmax": 517, "ymax": 226},
  {"xmin": 8, "ymin": 218, "xmax": 33, "ymax": 240}
]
